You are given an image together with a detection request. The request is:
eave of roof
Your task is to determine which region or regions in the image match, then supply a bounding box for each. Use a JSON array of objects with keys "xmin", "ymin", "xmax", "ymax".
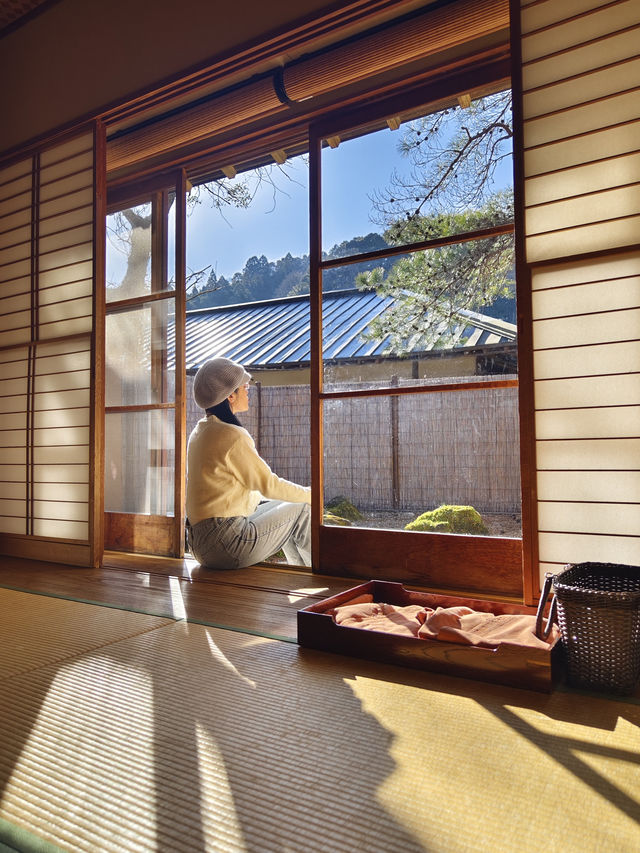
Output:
[{"xmin": 183, "ymin": 288, "xmax": 516, "ymax": 371}]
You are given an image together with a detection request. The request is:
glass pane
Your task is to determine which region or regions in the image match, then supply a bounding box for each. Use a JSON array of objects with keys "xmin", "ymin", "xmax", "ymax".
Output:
[
  {"xmin": 106, "ymin": 300, "xmax": 175, "ymax": 407},
  {"xmin": 322, "ymin": 234, "xmax": 517, "ymax": 390},
  {"xmin": 321, "ymin": 90, "xmax": 513, "ymax": 260},
  {"xmin": 185, "ymin": 157, "xmax": 312, "ymax": 564},
  {"xmin": 167, "ymin": 193, "xmax": 176, "ymax": 290},
  {"xmin": 106, "ymin": 202, "xmax": 152, "ymax": 302},
  {"xmin": 185, "ymin": 154, "xmax": 309, "ymax": 307},
  {"xmin": 186, "ymin": 377, "xmax": 311, "ymax": 564},
  {"xmin": 322, "ymin": 390, "xmax": 521, "ymax": 537},
  {"xmin": 105, "ymin": 409, "xmax": 175, "ymax": 514}
]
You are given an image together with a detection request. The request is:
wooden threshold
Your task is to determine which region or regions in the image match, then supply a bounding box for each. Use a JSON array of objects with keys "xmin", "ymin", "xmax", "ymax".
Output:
[{"xmin": 0, "ymin": 552, "xmax": 526, "ymax": 644}]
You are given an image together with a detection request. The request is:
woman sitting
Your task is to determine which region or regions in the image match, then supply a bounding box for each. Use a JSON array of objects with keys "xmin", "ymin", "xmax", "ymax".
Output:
[{"xmin": 186, "ymin": 357, "xmax": 311, "ymax": 569}]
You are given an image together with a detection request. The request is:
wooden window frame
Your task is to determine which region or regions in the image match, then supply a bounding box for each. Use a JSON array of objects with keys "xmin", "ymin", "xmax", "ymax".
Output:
[
  {"xmin": 104, "ymin": 173, "xmax": 187, "ymax": 557},
  {"xmin": 308, "ymin": 78, "xmax": 529, "ymax": 600}
]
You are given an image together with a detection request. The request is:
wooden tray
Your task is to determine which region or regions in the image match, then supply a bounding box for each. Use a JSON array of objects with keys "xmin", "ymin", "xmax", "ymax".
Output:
[{"xmin": 297, "ymin": 580, "xmax": 561, "ymax": 692}]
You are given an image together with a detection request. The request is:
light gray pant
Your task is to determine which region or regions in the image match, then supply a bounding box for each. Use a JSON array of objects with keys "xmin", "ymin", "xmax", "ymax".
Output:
[{"xmin": 188, "ymin": 500, "xmax": 311, "ymax": 570}]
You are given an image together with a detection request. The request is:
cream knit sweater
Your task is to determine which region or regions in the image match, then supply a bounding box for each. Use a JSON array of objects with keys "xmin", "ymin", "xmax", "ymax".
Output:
[{"xmin": 186, "ymin": 416, "xmax": 310, "ymax": 525}]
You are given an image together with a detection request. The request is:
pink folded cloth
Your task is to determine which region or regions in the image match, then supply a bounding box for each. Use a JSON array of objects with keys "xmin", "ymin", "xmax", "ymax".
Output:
[
  {"xmin": 417, "ymin": 606, "xmax": 559, "ymax": 649},
  {"xmin": 333, "ymin": 601, "xmax": 429, "ymax": 637},
  {"xmin": 331, "ymin": 600, "xmax": 559, "ymax": 648}
]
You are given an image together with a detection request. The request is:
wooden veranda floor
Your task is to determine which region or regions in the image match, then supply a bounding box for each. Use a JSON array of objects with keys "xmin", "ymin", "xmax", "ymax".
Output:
[{"xmin": 0, "ymin": 554, "xmax": 355, "ymax": 641}]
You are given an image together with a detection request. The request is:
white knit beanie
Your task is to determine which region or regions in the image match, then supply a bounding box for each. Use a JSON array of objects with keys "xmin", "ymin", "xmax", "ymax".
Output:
[{"xmin": 193, "ymin": 358, "xmax": 252, "ymax": 409}]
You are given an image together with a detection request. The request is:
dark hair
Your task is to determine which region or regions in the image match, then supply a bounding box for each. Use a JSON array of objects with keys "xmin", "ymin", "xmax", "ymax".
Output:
[{"xmin": 206, "ymin": 397, "xmax": 242, "ymax": 426}]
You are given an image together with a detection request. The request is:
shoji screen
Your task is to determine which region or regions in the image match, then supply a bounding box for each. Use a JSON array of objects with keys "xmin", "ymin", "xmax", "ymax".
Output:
[
  {"xmin": 0, "ymin": 129, "xmax": 100, "ymax": 566},
  {"xmin": 518, "ymin": 0, "xmax": 640, "ymax": 583}
]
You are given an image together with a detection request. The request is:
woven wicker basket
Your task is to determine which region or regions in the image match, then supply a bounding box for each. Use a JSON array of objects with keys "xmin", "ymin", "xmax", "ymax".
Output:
[{"xmin": 553, "ymin": 562, "xmax": 640, "ymax": 695}]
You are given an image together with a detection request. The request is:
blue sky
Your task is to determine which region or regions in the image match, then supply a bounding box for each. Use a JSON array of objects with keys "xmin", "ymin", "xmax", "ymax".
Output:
[
  {"xmin": 107, "ymin": 99, "xmax": 513, "ymax": 287},
  {"xmin": 185, "ymin": 127, "xmax": 412, "ymax": 282}
]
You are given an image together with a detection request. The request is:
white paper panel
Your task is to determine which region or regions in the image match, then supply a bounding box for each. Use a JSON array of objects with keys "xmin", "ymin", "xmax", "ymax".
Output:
[
  {"xmin": 40, "ymin": 133, "xmax": 92, "ymax": 166},
  {"xmin": 34, "ymin": 388, "xmax": 90, "ymax": 411},
  {"xmin": 535, "ymin": 375, "xmax": 640, "ymax": 409},
  {"xmin": 39, "ymin": 315, "xmax": 93, "ymax": 339},
  {"xmin": 0, "ymin": 310, "xmax": 30, "ymax": 336},
  {"xmin": 526, "ymin": 215, "xmax": 640, "ymax": 263},
  {"xmin": 0, "ymin": 465, "xmax": 27, "ymax": 482},
  {"xmin": 40, "ymin": 189, "xmax": 93, "ymax": 221},
  {"xmin": 0, "ymin": 517, "xmax": 27, "ymax": 535},
  {"xmin": 34, "ymin": 445, "xmax": 89, "ymax": 465},
  {"xmin": 36, "ymin": 342, "xmax": 90, "ymax": 369},
  {"xmin": 0, "ymin": 241, "xmax": 30, "ymax": 267},
  {"xmin": 536, "ymin": 438, "xmax": 640, "ymax": 470},
  {"xmin": 0, "ymin": 447, "xmax": 27, "ymax": 464},
  {"xmin": 538, "ymin": 531, "xmax": 640, "ymax": 565},
  {"xmin": 0, "ymin": 348, "xmax": 28, "ymax": 376},
  {"xmin": 0, "ymin": 275, "xmax": 30, "ymax": 299},
  {"xmin": 0, "ymin": 292, "xmax": 31, "ymax": 316},
  {"xmin": 538, "ymin": 501, "xmax": 639, "ymax": 536},
  {"xmin": 34, "ymin": 464, "xmax": 89, "ymax": 484},
  {"xmin": 40, "ymin": 150, "xmax": 94, "ymax": 183},
  {"xmin": 523, "ymin": 90, "xmax": 640, "ymax": 148},
  {"xmin": 39, "ymin": 295, "xmax": 92, "ymax": 323},
  {"xmin": 0, "ymin": 430, "xmax": 27, "ymax": 447},
  {"xmin": 39, "ymin": 171, "xmax": 92, "ymax": 203},
  {"xmin": 33, "ymin": 427, "xmax": 90, "ymax": 446},
  {"xmin": 521, "ymin": 0, "xmax": 625, "ymax": 38},
  {"xmin": 0, "ymin": 394, "xmax": 28, "ymax": 414},
  {"xmin": 0, "ymin": 498, "xmax": 26, "ymax": 516},
  {"xmin": 32, "ymin": 519, "xmax": 88, "ymax": 539},
  {"xmin": 0, "ymin": 412, "xmax": 27, "ymax": 429},
  {"xmin": 0, "ymin": 158, "xmax": 31, "ymax": 185},
  {"xmin": 0, "ymin": 206, "xmax": 31, "ymax": 235},
  {"xmin": 537, "ymin": 470, "xmax": 640, "ymax": 503},
  {"xmin": 2, "ymin": 329, "xmax": 31, "ymax": 347},
  {"xmin": 34, "ymin": 408, "xmax": 90, "ymax": 429},
  {"xmin": 525, "ymin": 152, "xmax": 640, "ymax": 208},
  {"xmin": 524, "ymin": 58, "xmax": 640, "ymax": 120},
  {"xmin": 531, "ymin": 251, "xmax": 640, "ymax": 290},
  {"xmin": 523, "ymin": 26, "xmax": 640, "ymax": 88},
  {"xmin": 35, "ymin": 371, "xmax": 91, "ymax": 395},
  {"xmin": 0, "ymin": 191, "xmax": 31, "ymax": 221},
  {"xmin": 39, "ymin": 206, "xmax": 92, "ymax": 237},
  {"xmin": 526, "ymin": 184, "xmax": 640, "ymax": 235},
  {"xmin": 2, "ymin": 483, "xmax": 26, "ymax": 500},
  {"xmin": 33, "ymin": 500, "xmax": 88, "ymax": 522},
  {"xmin": 39, "ymin": 224, "xmax": 93, "ymax": 255},
  {"xmin": 0, "ymin": 257, "xmax": 31, "ymax": 281},
  {"xmin": 39, "ymin": 259, "xmax": 93, "ymax": 289},
  {"xmin": 39, "ymin": 279, "xmax": 93, "ymax": 306},
  {"xmin": 0, "ymin": 223, "xmax": 30, "ymax": 251},
  {"xmin": 38, "ymin": 241, "xmax": 92, "ymax": 272},
  {"xmin": 33, "ymin": 482, "xmax": 88, "ymax": 501},
  {"xmin": 533, "ymin": 307, "xmax": 640, "ymax": 349},
  {"xmin": 532, "ymin": 277, "xmax": 640, "ymax": 318},
  {"xmin": 522, "ymin": 0, "xmax": 638, "ymax": 65},
  {"xmin": 0, "ymin": 374, "xmax": 29, "ymax": 397},
  {"xmin": 0, "ymin": 172, "xmax": 31, "ymax": 203},
  {"xmin": 534, "ymin": 342, "xmax": 640, "ymax": 380}
]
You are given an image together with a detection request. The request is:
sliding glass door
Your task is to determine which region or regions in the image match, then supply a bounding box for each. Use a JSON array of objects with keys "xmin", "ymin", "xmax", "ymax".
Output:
[{"xmin": 104, "ymin": 177, "xmax": 186, "ymax": 556}]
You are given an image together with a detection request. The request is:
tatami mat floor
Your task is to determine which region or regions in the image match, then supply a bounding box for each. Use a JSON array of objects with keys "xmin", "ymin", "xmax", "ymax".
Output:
[{"xmin": 0, "ymin": 579, "xmax": 639, "ymax": 853}]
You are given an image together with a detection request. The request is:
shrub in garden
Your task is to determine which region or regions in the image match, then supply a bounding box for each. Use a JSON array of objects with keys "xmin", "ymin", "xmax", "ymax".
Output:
[
  {"xmin": 325, "ymin": 495, "xmax": 363, "ymax": 523},
  {"xmin": 405, "ymin": 504, "xmax": 488, "ymax": 535}
]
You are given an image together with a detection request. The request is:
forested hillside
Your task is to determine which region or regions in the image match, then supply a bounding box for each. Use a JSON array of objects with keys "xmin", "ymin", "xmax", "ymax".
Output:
[
  {"xmin": 186, "ymin": 230, "xmax": 516, "ymax": 323},
  {"xmin": 186, "ymin": 232, "xmax": 398, "ymax": 308}
]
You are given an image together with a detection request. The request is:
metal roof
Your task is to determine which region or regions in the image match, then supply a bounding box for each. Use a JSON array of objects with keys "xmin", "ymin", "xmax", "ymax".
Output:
[{"xmin": 184, "ymin": 288, "xmax": 516, "ymax": 372}]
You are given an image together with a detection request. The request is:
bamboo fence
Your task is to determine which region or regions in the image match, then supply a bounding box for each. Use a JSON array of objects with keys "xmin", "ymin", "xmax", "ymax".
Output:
[{"xmin": 187, "ymin": 375, "xmax": 521, "ymax": 514}]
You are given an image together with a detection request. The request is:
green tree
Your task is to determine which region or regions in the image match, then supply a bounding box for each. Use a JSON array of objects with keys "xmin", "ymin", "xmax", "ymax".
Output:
[
  {"xmin": 359, "ymin": 90, "xmax": 514, "ymax": 351},
  {"xmin": 357, "ymin": 191, "xmax": 514, "ymax": 354}
]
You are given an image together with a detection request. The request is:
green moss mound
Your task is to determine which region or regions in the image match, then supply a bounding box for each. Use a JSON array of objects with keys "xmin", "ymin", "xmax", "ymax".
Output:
[
  {"xmin": 325, "ymin": 495, "xmax": 363, "ymax": 523},
  {"xmin": 405, "ymin": 504, "xmax": 488, "ymax": 535}
]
